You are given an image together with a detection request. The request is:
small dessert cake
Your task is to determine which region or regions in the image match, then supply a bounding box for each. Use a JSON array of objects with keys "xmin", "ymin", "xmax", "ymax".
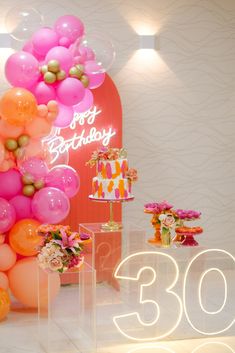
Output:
[{"xmin": 87, "ymin": 147, "xmax": 137, "ymax": 200}]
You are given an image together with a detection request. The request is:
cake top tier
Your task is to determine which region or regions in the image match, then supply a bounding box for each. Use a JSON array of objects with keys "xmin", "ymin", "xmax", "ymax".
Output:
[{"xmin": 86, "ymin": 147, "xmax": 127, "ymax": 167}]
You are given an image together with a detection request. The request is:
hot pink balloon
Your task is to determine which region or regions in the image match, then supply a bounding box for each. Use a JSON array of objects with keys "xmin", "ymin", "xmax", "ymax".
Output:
[
  {"xmin": 45, "ymin": 46, "xmax": 73, "ymax": 73},
  {"xmin": 9, "ymin": 195, "xmax": 33, "ymax": 221},
  {"xmin": 22, "ymin": 40, "xmax": 45, "ymax": 61},
  {"xmin": 32, "ymin": 27, "xmax": 59, "ymax": 56},
  {"xmin": 33, "ymin": 81, "xmax": 56, "ymax": 104},
  {"xmin": 0, "ymin": 169, "xmax": 22, "ymax": 200},
  {"xmin": 0, "ymin": 198, "xmax": 16, "ymax": 233},
  {"xmin": 53, "ymin": 104, "xmax": 74, "ymax": 128},
  {"xmin": 5, "ymin": 51, "xmax": 40, "ymax": 89},
  {"xmin": 45, "ymin": 165, "xmax": 80, "ymax": 198},
  {"xmin": 19, "ymin": 157, "xmax": 49, "ymax": 181},
  {"xmin": 32, "ymin": 187, "xmax": 70, "ymax": 224},
  {"xmin": 56, "ymin": 78, "xmax": 85, "ymax": 106},
  {"xmin": 73, "ymin": 89, "xmax": 94, "ymax": 113},
  {"xmin": 54, "ymin": 15, "xmax": 84, "ymax": 46}
]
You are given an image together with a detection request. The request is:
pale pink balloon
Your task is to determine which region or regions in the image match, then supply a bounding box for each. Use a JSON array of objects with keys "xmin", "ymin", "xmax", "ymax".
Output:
[
  {"xmin": 32, "ymin": 27, "xmax": 59, "ymax": 56},
  {"xmin": 20, "ymin": 157, "xmax": 49, "ymax": 181},
  {"xmin": 0, "ymin": 272, "xmax": 9, "ymax": 290},
  {"xmin": 0, "ymin": 169, "xmax": 22, "ymax": 200},
  {"xmin": 0, "ymin": 244, "xmax": 17, "ymax": 271},
  {"xmin": 73, "ymin": 89, "xmax": 94, "ymax": 113},
  {"xmin": 25, "ymin": 117, "xmax": 52, "ymax": 138},
  {"xmin": 53, "ymin": 104, "xmax": 74, "ymax": 128},
  {"xmin": 54, "ymin": 15, "xmax": 84, "ymax": 45},
  {"xmin": 32, "ymin": 187, "xmax": 70, "ymax": 224},
  {"xmin": 45, "ymin": 165, "xmax": 80, "ymax": 198},
  {"xmin": 45, "ymin": 46, "xmax": 73, "ymax": 73},
  {"xmin": 5, "ymin": 51, "xmax": 40, "ymax": 89},
  {"xmin": 84, "ymin": 61, "xmax": 106, "ymax": 89},
  {"xmin": 9, "ymin": 195, "xmax": 33, "ymax": 221},
  {"xmin": 0, "ymin": 198, "xmax": 16, "ymax": 233},
  {"xmin": 23, "ymin": 40, "xmax": 45, "ymax": 61},
  {"xmin": 56, "ymin": 78, "xmax": 85, "ymax": 106},
  {"xmin": 8, "ymin": 257, "xmax": 60, "ymax": 308},
  {"xmin": 33, "ymin": 81, "xmax": 56, "ymax": 104},
  {"xmin": 0, "ymin": 119, "xmax": 24, "ymax": 138}
]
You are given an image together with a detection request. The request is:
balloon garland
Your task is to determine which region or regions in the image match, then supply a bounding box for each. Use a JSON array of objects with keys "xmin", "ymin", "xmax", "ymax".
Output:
[{"xmin": 0, "ymin": 13, "xmax": 114, "ymax": 315}]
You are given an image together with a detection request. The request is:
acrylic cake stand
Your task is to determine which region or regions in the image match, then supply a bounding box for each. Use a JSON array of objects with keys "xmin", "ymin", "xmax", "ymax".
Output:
[{"xmin": 89, "ymin": 195, "xmax": 134, "ymax": 231}]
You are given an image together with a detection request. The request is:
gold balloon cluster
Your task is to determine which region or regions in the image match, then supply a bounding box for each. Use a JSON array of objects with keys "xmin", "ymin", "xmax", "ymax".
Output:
[
  {"xmin": 4, "ymin": 134, "xmax": 30, "ymax": 159},
  {"xmin": 69, "ymin": 64, "xmax": 89, "ymax": 88},
  {"xmin": 41, "ymin": 60, "xmax": 66, "ymax": 84},
  {"xmin": 21, "ymin": 173, "xmax": 45, "ymax": 197},
  {"xmin": 41, "ymin": 60, "xmax": 89, "ymax": 87}
]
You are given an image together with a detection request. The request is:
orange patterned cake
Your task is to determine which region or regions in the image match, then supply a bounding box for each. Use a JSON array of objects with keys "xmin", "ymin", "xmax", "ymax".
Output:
[{"xmin": 87, "ymin": 147, "xmax": 137, "ymax": 200}]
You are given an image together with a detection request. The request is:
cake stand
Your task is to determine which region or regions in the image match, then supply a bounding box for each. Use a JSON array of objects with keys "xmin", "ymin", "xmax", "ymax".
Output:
[{"xmin": 89, "ymin": 195, "xmax": 134, "ymax": 231}]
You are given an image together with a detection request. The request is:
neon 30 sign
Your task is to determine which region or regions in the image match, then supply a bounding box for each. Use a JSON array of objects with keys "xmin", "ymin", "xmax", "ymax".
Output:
[{"xmin": 113, "ymin": 249, "xmax": 235, "ymax": 341}]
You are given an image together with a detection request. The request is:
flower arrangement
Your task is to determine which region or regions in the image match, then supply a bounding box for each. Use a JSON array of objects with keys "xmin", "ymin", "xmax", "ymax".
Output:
[
  {"xmin": 86, "ymin": 147, "xmax": 127, "ymax": 167},
  {"xmin": 37, "ymin": 224, "xmax": 91, "ymax": 273},
  {"xmin": 144, "ymin": 201, "xmax": 173, "ymax": 214},
  {"xmin": 175, "ymin": 209, "xmax": 201, "ymax": 220}
]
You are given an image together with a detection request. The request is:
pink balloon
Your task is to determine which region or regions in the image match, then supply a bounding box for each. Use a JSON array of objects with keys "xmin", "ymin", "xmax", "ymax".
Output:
[
  {"xmin": 84, "ymin": 61, "xmax": 106, "ymax": 89},
  {"xmin": 53, "ymin": 104, "xmax": 74, "ymax": 128},
  {"xmin": 54, "ymin": 15, "xmax": 84, "ymax": 45},
  {"xmin": 45, "ymin": 46, "xmax": 73, "ymax": 73},
  {"xmin": 0, "ymin": 244, "xmax": 17, "ymax": 271},
  {"xmin": 5, "ymin": 51, "xmax": 40, "ymax": 89},
  {"xmin": 19, "ymin": 157, "xmax": 49, "ymax": 181},
  {"xmin": 0, "ymin": 272, "xmax": 9, "ymax": 290},
  {"xmin": 45, "ymin": 165, "xmax": 80, "ymax": 198},
  {"xmin": 22, "ymin": 40, "xmax": 45, "ymax": 61},
  {"xmin": 0, "ymin": 198, "xmax": 16, "ymax": 233},
  {"xmin": 56, "ymin": 78, "xmax": 85, "ymax": 106},
  {"xmin": 32, "ymin": 187, "xmax": 70, "ymax": 224},
  {"xmin": 73, "ymin": 89, "xmax": 94, "ymax": 113},
  {"xmin": 9, "ymin": 195, "xmax": 33, "ymax": 221},
  {"xmin": 33, "ymin": 81, "xmax": 56, "ymax": 104},
  {"xmin": 0, "ymin": 169, "xmax": 22, "ymax": 200},
  {"xmin": 79, "ymin": 45, "xmax": 95, "ymax": 61},
  {"xmin": 32, "ymin": 27, "xmax": 59, "ymax": 56}
]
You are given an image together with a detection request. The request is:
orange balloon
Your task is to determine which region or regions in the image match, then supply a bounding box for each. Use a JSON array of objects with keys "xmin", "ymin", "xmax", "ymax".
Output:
[
  {"xmin": 0, "ymin": 88, "xmax": 38, "ymax": 127},
  {"xmin": 0, "ymin": 244, "xmax": 17, "ymax": 271},
  {"xmin": 25, "ymin": 116, "xmax": 52, "ymax": 138},
  {"xmin": 0, "ymin": 118, "xmax": 24, "ymax": 138},
  {"xmin": 0, "ymin": 288, "xmax": 10, "ymax": 321},
  {"xmin": 9, "ymin": 219, "xmax": 41, "ymax": 256},
  {"xmin": 8, "ymin": 257, "xmax": 60, "ymax": 308},
  {"xmin": 0, "ymin": 272, "xmax": 9, "ymax": 290}
]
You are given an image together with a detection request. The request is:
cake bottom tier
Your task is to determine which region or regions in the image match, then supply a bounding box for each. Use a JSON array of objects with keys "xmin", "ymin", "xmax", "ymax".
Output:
[{"xmin": 92, "ymin": 177, "xmax": 132, "ymax": 200}]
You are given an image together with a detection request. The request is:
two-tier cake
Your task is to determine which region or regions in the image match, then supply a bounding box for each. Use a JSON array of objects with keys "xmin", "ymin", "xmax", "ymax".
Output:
[{"xmin": 87, "ymin": 147, "xmax": 137, "ymax": 200}]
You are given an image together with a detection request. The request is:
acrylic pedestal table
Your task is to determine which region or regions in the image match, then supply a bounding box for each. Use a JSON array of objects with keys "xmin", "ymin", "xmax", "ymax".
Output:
[
  {"xmin": 38, "ymin": 262, "xmax": 96, "ymax": 353},
  {"xmin": 38, "ymin": 226, "xmax": 235, "ymax": 352}
]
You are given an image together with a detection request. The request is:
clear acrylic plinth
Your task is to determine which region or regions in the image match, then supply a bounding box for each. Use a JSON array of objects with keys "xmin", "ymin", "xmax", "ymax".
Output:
[
  {"xmin": 80, "ymin": 223, "xmax": 235, "ymax": 348},
  {"xmin": 38, "ymin": 262, "xmax": 96, "ymax": 353}
]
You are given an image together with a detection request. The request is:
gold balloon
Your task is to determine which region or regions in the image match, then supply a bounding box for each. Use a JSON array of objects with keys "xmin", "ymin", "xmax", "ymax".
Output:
[
  {"xmin": 80, "ymin": 75, "xmax": 89, "ymax": 88},
  {"xmin": 40, "ymin": 65, "xmax": 48, "ymax": 74},
  {"xmin": 18, "ymin": 134, "xmax": 30, "ymax": 147},
  {"xmin": 22, "ymin": 185, "xmax": 35, "ymax": 197},
  {"xmin": 5, "ymin": 138, "xmax": 18, "ymax": 151},
  {"xmin": 47, "ymin": 60, "xmax": 60, "ymax": 73},
  {"xmin": 44, "ymin": 72, "xmax": 56, "ymax": 84},
  {"xmin": 69, "ymin": 66, "xmax": 82, "ymax": 79},
  {"xmin": 56, "ymin": 70, "xmax": 66, "ymax": 81},
  {"xmin": 34, "ymin": 180, "xmax": 45, "ymax": 190},
  {"xmin": 22, "ymin": 173, "xmax": 34, "ymax": 185}
]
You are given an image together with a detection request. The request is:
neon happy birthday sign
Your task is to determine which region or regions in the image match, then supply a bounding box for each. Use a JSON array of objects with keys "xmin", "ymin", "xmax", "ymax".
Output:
[{"xmin": 45, "ymin": 106, "xmax": 116, "ymax": 164}]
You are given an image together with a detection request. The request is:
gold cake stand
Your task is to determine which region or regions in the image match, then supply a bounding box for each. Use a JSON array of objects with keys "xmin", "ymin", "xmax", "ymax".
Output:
[{"xmin": 89, "ymin": 195, "xmax": 134, "ymax": 231}]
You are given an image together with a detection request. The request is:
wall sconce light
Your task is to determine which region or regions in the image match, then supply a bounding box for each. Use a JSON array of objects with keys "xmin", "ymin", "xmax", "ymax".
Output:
[
  {"xmin": 139, "ymin": 34, "xmax": 157, "ymax": 50},
  {"xmin": 0, "ymin": 33, "xmax": 11, "ymax": 48}
]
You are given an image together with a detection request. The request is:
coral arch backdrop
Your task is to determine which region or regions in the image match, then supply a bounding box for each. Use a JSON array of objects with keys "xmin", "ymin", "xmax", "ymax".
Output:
[{"xmin": 59, "ymin": 74, "xmax": 122, "ymax": 229}]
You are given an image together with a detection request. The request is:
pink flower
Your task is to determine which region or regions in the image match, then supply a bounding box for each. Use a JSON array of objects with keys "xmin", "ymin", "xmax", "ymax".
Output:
[
  {"xmin": 162, "ymin": 214, "xmax": 175, "ymax": 228},
  {"xmin": 53, "ymin": 229, "xmax": 80, "ymax": 252},
  {"xmin": 175, "ymin": 209, "xmax": 201, "ymax": 220},
  {"xmin": 126, "ymin": 168, "xmax": 138, "ymax": 182},
  {"xmin": 144, "ymin": 201, "xmax": 173, "ymax": 214}
]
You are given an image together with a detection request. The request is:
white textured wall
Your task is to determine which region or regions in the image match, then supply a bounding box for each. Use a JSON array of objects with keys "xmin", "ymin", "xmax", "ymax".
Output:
[{"xmin": 1, "ymin": 0, "xmax": 235, "ymax": 250}]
